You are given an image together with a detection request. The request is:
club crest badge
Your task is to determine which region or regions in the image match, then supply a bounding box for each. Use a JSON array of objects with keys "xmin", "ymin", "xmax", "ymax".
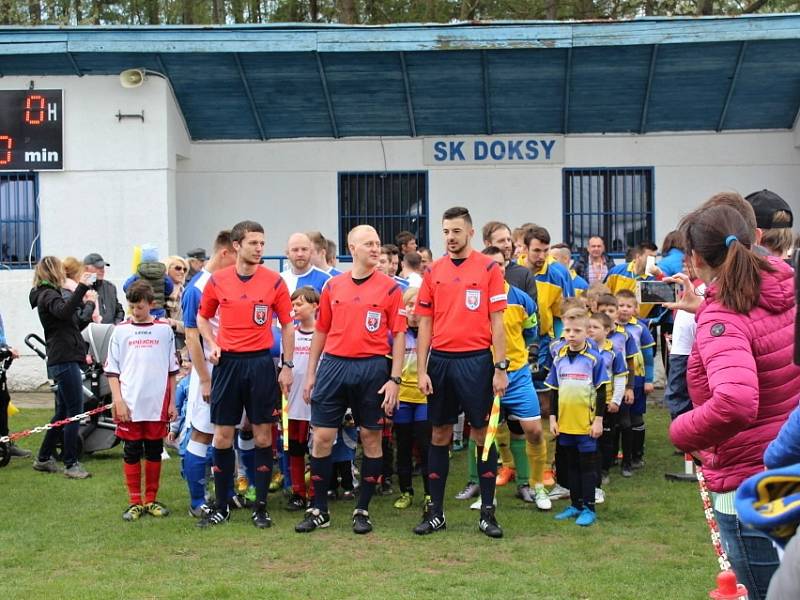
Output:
[
  {"xmin": 366, "ymin": 310, "xmax": 381, "ymax": 332},
  {"xmin": 465, "ymin": 289, "xmax": 481, "ymax": 311},
  {"xmin": 253, "ymin": 304, "xmax": 268, "ymax": 326}
]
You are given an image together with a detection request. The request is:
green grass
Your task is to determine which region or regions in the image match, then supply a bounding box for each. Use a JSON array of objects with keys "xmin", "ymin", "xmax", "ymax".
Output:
[{"xmin": 1, "ymin": 405, "xmax": 716, "ymax": 600}]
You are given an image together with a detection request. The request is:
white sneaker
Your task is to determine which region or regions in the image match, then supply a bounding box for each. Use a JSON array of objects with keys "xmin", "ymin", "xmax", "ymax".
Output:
[
  {"xmin": 534, "ymin": 485, "xmax": 552, "ymax": 511},
  {"xmin": 548, "ymin": 483, "xmax": 570, "ymax": 500},
  {"xmin": 470, "ymin": 496, "xmax": 497, "ymax": 510},
  {"xmin": 595, "ymin": 488, "xmax": 605, "ymax": 504}
]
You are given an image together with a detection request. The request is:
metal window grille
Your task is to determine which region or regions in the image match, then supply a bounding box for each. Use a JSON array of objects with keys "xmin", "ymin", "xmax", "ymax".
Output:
[
  {"xmin": 0, "ymin": 173, "xmax": 39, "ymax": 269},
  {"xmin": 563, "ymin": 167, "xmax": 654, "ymax": 258},
  {"xmin": 338, "ymin": 172, "xmax": 428, "ymax": 255}
]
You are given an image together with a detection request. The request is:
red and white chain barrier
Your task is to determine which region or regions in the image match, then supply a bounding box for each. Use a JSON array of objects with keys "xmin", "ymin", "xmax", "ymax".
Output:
[
  {"xmin": 696, "ymin": 466, "xmax": 732, "ymax": 572},
  {"xmin": 0, "ymin": 403, "xmax": 112, "ymax": 444}
]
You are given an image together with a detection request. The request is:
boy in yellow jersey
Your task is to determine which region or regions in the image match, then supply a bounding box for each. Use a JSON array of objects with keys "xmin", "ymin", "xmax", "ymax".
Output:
[
  {"xmin": 393, "ymin": 287, "xmax": 431, "ymax": 511},
  {"xmin": 604, "ymin": 242, "xmax": 657, "ymax": 318}
]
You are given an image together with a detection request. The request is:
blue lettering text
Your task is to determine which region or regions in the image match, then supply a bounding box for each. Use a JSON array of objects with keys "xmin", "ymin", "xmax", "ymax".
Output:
[
  {"xmin": 540, "ymin": 139, "xmax": 556, "ymax": 160},
  {"xmin": 433, "ymin": 141, "xmax": 447, "ymax": 161},
  {"xmin": 474, "ymin": 141, "xmax": 488, "ymax": 160},
  {"xmin": 525, "ymin": 140, "xmax": 539, "ymax": 160},
  {"xmin": 507, "ymin": 140, "xmax": 523, "ymax": 160},
  {"xmin": 449, "ymin": 141, "xmax": 465, "ymax": 161},
  {"xmin": 490, "ymin": 141, "xmax": 505, "ymax": 160}
]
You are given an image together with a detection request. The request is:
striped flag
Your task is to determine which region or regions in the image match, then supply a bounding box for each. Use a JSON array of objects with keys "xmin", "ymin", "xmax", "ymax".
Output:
[{"xmin": 481, "ymin": 395, "xmax": 502, "ymax": 461}]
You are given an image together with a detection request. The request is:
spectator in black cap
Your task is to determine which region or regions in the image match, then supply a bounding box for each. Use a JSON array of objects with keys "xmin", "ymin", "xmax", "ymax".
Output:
[
  {"xmin": 185, "ymin": 248, "xmax": 209, "ymax": 280},
  {"xmin": 83, "ymin": 253, "xmax": 124, "ymax": 324},
  {"xmin": 746, "ymin": 189, "xmax": 795, "ymax": 260}
]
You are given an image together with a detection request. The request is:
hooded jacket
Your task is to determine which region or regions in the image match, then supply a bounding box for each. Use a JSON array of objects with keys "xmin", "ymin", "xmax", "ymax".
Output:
[
  {"xmin": 29, "ymin": 282, "xmax": 91, "ymax": 366},
  {"xmin": 669, "ymin": 256, "xmax": 800, "ymax": 493}
]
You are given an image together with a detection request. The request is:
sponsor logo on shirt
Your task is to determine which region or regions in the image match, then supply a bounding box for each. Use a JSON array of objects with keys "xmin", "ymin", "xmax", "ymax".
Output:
[
  {"xmin": 366, "ymin": 310, "xmax": 381, "ymax": 333},
  {"xmin": 465, "ymin": 289, "xmax": 481, "ymax": 311}
]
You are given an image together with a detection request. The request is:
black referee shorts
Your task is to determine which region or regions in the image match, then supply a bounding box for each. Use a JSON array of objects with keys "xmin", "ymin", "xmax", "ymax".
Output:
[
  {"xmin": 210, "ymin": 350, "xmax": 278, "ymax": 426},
  {"xmin": 427, "ymin": 348, "xmax": 494, "ymax": 428}
]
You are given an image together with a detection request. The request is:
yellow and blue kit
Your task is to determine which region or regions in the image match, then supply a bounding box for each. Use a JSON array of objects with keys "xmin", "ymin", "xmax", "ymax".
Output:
[
  {"xmin": 570, "ymin": 269, "xmax": 588, "ymax": 296},
  {"xmin": 604, "ymin": 261, "xmax": 656, "ymax": 318},
  {"xmin": 595, "ymin": 339, "xmax": 628, "ymax": 405},
  {"xmin": 622, "ymin": 318, "xmax": 655, "ymax": 415}
]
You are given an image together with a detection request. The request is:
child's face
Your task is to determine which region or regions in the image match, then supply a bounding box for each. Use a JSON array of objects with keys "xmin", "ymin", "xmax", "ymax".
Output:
[
  {"xmin": 617, "ymin": 298, "xmax": 637, "ymax": 323},
  {"xmin": 587, "ymin": 319, "xmax": 607, "ymax": 345},
  {"xmin": 598, "ymin": 303, "xmax": 617, "ymax": 322},
  {"xmin": 405, "ymin": 299, "xmax": 420, "ymax": 327},
  {"xmin": 292, "ymin": 297, "xmax": 317, "ymax": 322},
  {"xmin": 129, "ymin": 299, "xmax": 153, "ymax": 322},
  {"xmin": 563, "ymin": 321, "xmax": 588, "ymax": 350}
]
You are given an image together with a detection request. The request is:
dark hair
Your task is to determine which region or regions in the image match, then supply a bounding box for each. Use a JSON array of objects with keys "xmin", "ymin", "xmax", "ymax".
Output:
[
  {"xmin": 380, "ymin": 244, "xmax": 399, "ymax": 256},
  {"xmin": 403, "ymin": 251, "xmax": 422, "ymax": 270},
  {"xmin": 680, "ymin": 204, "xmax": 773, "ymax": 314},
  {"xmin": 126, "ymin": 279, "xmax": 155, "ymax": 304},
  {"xmin": 481, "ymin": 221, "xmax": 510, "ymax": 243},
  {"xmin": 326, "ymin": 239, "xmax": 337, "ymax": 263},
  {"xmin": 703, "ymin": 192, "xmax": 758, "ymax": 234},
  {"xmin": 523, "ymin": 225, "xmax": 551, "ymax": 247},
  {"xmin": 291, "ymin": 285, "xmax": 320, "ymax": 305},
  {"xmin": 417, "ymin": 246, "xmax": 432, "ymax": 259},
  {"xmin": 660, "ymin": 230, "xmax": 684, "ymax": 255},
  {"xmin": 395, "ymin": 230, "xmax": 416, "ymax": 248},
  {"xmin": 481, "ymin": 245, "xmax": 504, "ymax": 258},
  {"xmin": 638, "ymin": 241, "xmax": 658, "ymax": 253},
  {"xmin": 596, "ymin": 293, "xmax": 618, "ymax": 308},
  {"xmin": 590, "ymin": 311, "xmax": 614, "ymax": 330},
  {"xmin": 213, "ymin": 230, "xmax": 234, "ymax": 253},
  {"xmin": 442, "ymin": 206, "xmax": 472, "ymax": 225},
  {"xmin": 550, "ymin": 242, "xmax": 571, "ymax": 251},
  {"xmin": 231, "ymin": 220, "xmax": 264, "ymax": 244}
]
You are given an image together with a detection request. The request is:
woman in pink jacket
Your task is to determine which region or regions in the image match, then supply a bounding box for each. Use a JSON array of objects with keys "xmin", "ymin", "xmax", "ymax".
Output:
[{"xmin": 669, "ymin": 204, "xmax": 800, "ymax": 600}]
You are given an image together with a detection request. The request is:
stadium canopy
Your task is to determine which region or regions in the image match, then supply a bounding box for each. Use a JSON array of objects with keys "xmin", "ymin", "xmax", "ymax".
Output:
[{"xmin": 1, "ymin": 14, "xmax": 799, "ymax": 141}]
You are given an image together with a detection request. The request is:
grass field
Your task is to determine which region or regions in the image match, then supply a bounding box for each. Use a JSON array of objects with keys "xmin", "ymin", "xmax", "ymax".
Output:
[{"xmin": 0, "ymin": 403, "xmax": 717, "ymax": 600}]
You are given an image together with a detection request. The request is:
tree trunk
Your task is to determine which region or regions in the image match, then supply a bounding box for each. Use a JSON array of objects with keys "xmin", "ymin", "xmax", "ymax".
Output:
[
  {"xmin": 460, "ymin": 0, "xmax": 478, "ymax": 20},
  {"xmin": 28, "ymin": 0, "xmax": 41, "ymax": 23},
  {"xmin": 182, "ymin": 0, "xmax": 193, "ymax": 23},
  {"xmin": 309, "ymin": 0, "xmax": 318, "ymax": 21},
  {"xmin": 230, "ymin": 0, "xmax": 243, "ymax": 22},
  {"xmin": 249, "ymin": 0, "xmax": 261, "ymax": 22},
  {"xmin": 145, "ymin": 0, "xmax": 158, "ymax": 23},
  {"xmin": 338, "ymin": 0, "xmax": 357, "ymax": 23},
  {"xmin": 212, "ymin": 0, "xmax": 224, "ymax": 23},
  {"xmin": 696, "ymin": 0, "xmax": 714, "ymax": 14},
  {"xmin": 545, "ymin": 0, "xmax": 558, "ymax": 19},
  {"xmin": 0, "ymin": 0, "xmax": 12, "ymax": 24}
]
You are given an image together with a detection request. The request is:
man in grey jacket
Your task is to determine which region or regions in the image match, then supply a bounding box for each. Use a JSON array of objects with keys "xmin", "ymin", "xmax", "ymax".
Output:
[{"xmin": 83, "ymin": 253, "xmax": 124, "ymax": 324}]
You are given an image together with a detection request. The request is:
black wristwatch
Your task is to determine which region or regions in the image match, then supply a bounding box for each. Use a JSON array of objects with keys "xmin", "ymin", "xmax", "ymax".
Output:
[
  {"xmin": 494, "ymin": 360, "xmax": 510, "ymax": 371},
  {"xmin": 283, "ymin": 360, "xmax": 294, "ymax": 369},
  {"xmin": 389, "ymin": 376, "xmax": 402, "ymax": 385}
]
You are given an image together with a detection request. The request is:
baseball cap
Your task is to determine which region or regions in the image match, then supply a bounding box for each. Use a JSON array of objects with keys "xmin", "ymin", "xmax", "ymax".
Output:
[
  {"xmin": 186, "ymin": 247, "xmax": 209, "ymax": 260},
  {"xmin": 745, "ymin": 189, "xmax": 794, "ymax": 230},
  {"xmin": 83, "ymin": 253, "xmax": 109, "ymax": 268}
]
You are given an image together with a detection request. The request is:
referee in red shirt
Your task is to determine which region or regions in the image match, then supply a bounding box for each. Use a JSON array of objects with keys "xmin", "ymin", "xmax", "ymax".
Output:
[
  {"xmin": 295, "ymin": 225, "xmax": 407, "ymax": 535},
  {"xmin": 195, "ymin": 220, "xmax": 295, "ymax": 529},
  {"xmin": 414, "ymin": 206, "xmax": 509, "ymax": 538}
]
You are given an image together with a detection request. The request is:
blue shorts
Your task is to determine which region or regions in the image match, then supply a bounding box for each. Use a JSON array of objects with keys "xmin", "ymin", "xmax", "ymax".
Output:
[
  {"xmin": 427, "ymin": 349, "xmax": 493, "ymax": 428},
  {"xmin": 558, "ymin": 433, "xmax": 597, "ymax": 453},
  {"xmin": 211, "ymin": 350, "xmax": 277, "ymax": 426},
  {"xmin": 501, "ymin": 368, "xmax": 541, "ymax": 421},
  {"xmin": 311, "ymin": 354, "xmax": 389, "ymax": 430},
  {"xmin": 394, "ymin": 401, "xmax": 428, "ymax": 425}
]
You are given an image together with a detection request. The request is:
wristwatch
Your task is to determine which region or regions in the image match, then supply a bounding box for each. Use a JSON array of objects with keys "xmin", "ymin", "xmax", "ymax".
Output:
[
  {"xmin": 494, "ymin": 360, "xmax": 510, "ymax": 371},
  {"xmin": 389, "ymin": 376, "xmax": 402, "ymax": 385},
  {"xmin": 283, "ymin": 360, "xmax": 294, "ymax": 369}
]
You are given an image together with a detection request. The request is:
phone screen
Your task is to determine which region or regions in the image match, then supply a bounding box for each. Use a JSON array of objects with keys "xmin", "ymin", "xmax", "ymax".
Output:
[{"xmin": 638, "ymin": 281, "xmax": 677, "ymax": 304}]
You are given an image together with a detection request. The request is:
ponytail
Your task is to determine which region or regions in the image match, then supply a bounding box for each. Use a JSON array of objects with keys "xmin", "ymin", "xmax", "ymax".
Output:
[{"xmin": 716, "ymin": 239, "xmax": 771, "ymax": 314}]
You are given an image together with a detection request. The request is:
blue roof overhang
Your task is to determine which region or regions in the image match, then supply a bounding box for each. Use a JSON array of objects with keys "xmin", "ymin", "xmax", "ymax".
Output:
[{"xmin": 2, "ymin": 14, "xmax": 800, "ymax": 141}]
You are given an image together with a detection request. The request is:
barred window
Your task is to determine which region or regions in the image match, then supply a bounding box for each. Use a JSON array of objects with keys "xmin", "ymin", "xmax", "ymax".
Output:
[
  {"xmin": 338, "ymin": 172, "xmax": 428, "ymax": 254},
  {"xmin": 0, "ymin": 173, "xmax": 39, "ymax": 268},
  {"xmin": 563, "ymin": 167, "xmax": 654, "ymax": 258}
]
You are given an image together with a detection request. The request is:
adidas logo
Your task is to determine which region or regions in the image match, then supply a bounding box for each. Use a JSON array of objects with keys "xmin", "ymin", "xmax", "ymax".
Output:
[
  {"xmin": 428, "ymin": 472, "xmax": 440, "ymax": 480},
  {"xmin": 481, "ymin": 471, "xmax": 496, "ymax": 479},
  {"xmin": 256, "ymin": 465, "xmax": 271, "ymax": 472}
]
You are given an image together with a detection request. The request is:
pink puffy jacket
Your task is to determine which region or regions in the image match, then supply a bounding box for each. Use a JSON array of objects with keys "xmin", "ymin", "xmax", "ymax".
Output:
[{"xmin": 669, "ymin": 256, "xmax": 800, "ymax": 493}]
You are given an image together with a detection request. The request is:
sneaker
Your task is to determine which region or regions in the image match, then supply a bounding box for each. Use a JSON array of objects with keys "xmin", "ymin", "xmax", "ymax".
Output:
[
  {"xmin": 196, "ymin": 507, "xmax": 230, "ymax": 528},
  {"xmin": 352, "ymin": 508, "xmax": 373, "ymax": 534},
  {"xmin": 631, "ymin": 459, "xmax": 645, "ymax": 470},
  {"xmin": 470, "ymin": 496, "xmax": 496, "ymax": 510},
  {"xmin": 495, "ymin": 466, "xmax": 515, "ymax": 487},
  {"xmin": 413, "ymin": 511, "xmax": 446, "ymax": 535},
  {"xmin": 32, "ymin": 457, "xmax": 59, "ymax": 473},
  {"xmin": 252, "ymin": 503, "xmax": 272, "ymax": 529},
  {"xmin": 188, "ymin": 503, "xmax": 213, "ymax": 518},
  {"xmin": 295, "ymin": 507, "xmax": 330, "ymax": 533},
  {"xmin": 144, "ymin": 501, "xmax": 170, "ymax": 517},
  {"xmin": 122, "ymin": 504, "xmax": 145, "ymax": 521},
  {"xmin": 244, "ymin": 485, "xmax": 256, "ymax": 504},
  {"xmin": 455, "ymin": 481, "xmax": 480, "ymax": 500},
  {"xmin": 8, "ymin": 443, "xmax": 32, "ymax": 458},
  {"xmin": 269, "ymin": 471, "xmax": 284, "ymax": 492},
  {"xmin": 229, "ymin": 493, "xmax": 249, "ymax": 510},
  {"xmin": 576, "ymin": 507, "xmax": 597, "ymax": 527},
  {"xmin": 478, "ymin": 506, "xmax": 503, "ymax": 538},
  {"xmin": 554, "ymin": 506, "xmax": 582, "ymax": 521},
  {"xmin": 64, "ymin": 462, "xmax": 91, "ymax": 479},
  {"xmin": 515, "ymin": 484, "xmax": 535, "ymax": 503},
  {"xmin": 601, "ymin": 471, "xmax": 610, "ymax": 486},
  {"xmin": 381, "ymin": 478, "xmax": 394, "ymax": 496},
  {"xmin": 543, "ymin": 469, "xmax": 556, "ymax": 487},
  {"xmin": 595, "ymin": 488, "xmax": 605, "ymax": 504},
  {"xmin": 422, "ymin": 495, "xmax": 433, "ymax": 519},
  {"xmin": 548, "ymin": 484, "xmax": 570, "ymax": 500},
  {"xmin": 394, "ymin": 491, "xmax": 413, "ymax": 509},
  {"xmin": 534, "ymin": 485, "xmax": 552, "ymax": 511},
  {"xmin": 621, "ymin": 466, "xmax": 633, "ymax": 478},
  {"xmin": 286, "ymin": 493, "xmax": 308, "ymax": 512},
  {"xmin": 236, "ymin": 475, "xmax": 249, "ymax": 494},
  {"xmin": 452, "ymin": 440, "xmax": 466, "ymax": 452},
  {"xmin": 341, "ymin": 490, "xmax": 355, "ymax": 501}
]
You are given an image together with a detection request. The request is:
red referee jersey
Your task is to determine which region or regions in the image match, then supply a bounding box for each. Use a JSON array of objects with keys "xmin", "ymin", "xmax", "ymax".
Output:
[
  {"xmin": 198, "ymin": 265, "xmax": 292, "ymax": 352},
  {"xmin": 415, "ymin": 250, "xmax": 507, "ymax": 352},
  {"xmin": 317, "ymin": 271, "xmax": 407, "ymax": 358}
]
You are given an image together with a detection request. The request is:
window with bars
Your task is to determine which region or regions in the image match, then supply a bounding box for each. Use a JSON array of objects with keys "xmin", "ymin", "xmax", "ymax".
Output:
[
  {"xmin": 338, "ymin": 172, "xmax": 428, "ymax": 255},
  {"xmin": 0, "ymin": 173, "xmax": 39, "ymax": 269},
  {"xmin": 563, "ymin": 167, "xmax": 654, "ymax": 258}
]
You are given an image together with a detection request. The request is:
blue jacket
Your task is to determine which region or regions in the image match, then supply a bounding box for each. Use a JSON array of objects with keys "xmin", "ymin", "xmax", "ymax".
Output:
[
  {"xmin": 657, "ymin": 248, "xmax": 685, "ymax": 278},
  {"xmin": 764, "ymin": 404, "xmax": 800, "ymax": 469}
]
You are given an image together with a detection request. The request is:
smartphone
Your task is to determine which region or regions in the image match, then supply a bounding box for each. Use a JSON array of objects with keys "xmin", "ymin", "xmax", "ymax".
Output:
[
  {"xmin": 645, "ymin": 255, "xmax": 657, "ymax": 275},
  {"xmin": 637, "ymin": 280, "xmax": 677, "ymax": 304}
]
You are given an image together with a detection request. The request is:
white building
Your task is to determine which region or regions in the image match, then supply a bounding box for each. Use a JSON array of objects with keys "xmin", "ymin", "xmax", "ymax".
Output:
[{"xmin": 2, "ymin": 15, "xmax": 799, "ymax": 388}]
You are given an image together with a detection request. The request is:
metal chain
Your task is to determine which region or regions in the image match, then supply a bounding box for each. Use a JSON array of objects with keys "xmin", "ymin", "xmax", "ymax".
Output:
[
  {"xmin": 0, "ymin": 403, "xmax": 112, "ymax": 444},
  {"xmin": 696, "ymin": 466, "xmax": 732, "ymax": 572}
]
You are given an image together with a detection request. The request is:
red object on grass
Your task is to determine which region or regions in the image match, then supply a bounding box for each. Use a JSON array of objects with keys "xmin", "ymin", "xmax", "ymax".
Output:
[{"xmin": 709, "ymin": 570, "xmax": 748, "ymax": 600}]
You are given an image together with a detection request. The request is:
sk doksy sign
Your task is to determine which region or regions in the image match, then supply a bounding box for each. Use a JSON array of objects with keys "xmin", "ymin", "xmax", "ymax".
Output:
[{"xmin": 423, "ymin": 135, "xmax": 564, "ymax": 166}]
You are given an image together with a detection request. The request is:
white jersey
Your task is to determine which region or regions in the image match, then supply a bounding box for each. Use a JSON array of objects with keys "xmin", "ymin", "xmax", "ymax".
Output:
[
  {"xmin": 285, "ymin": 326, "xmax": 313, "ymax": 421},
  {"xmin": 105, "ymin": 319, "xmax": 179, "ymax": 422}
]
